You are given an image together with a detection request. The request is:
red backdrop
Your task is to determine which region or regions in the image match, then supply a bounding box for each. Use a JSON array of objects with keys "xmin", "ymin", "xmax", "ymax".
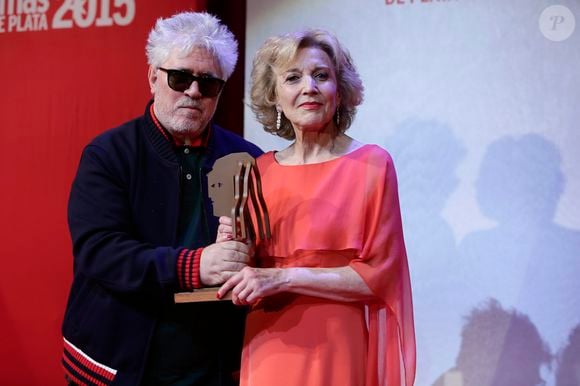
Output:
[{"xmin": 0, "ymin": 1, "xmax": 251, "ymax": 384}]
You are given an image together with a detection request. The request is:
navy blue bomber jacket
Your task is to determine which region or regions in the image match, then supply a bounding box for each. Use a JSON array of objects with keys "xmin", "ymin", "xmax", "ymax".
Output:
[{"xmin": 62, "ymin": 101, "xmax": 263, "ymax": 385}]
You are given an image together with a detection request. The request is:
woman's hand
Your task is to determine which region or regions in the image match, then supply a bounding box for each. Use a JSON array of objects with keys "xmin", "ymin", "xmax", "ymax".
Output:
[
  {"xmin": 214, "ymin": 216, "xmax": 256, "ymax": 277},
  {"xmin": 217, "ymin": 266, "xmax": 288, "ymax": 306},
  {"xmin": 216, "ymin": 216, "xmax": 234, "ymax": 242}
]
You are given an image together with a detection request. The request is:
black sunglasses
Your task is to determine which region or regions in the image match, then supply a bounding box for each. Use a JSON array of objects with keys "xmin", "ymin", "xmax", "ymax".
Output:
[{"xmin": 158, "ymin": 67, "xmax": 225, "ymax": 97}]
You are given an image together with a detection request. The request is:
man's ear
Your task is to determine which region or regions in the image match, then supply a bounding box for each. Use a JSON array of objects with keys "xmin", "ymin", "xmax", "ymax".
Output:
[{"xmin": 147, "ymin": 66, "xmax": 157, "ymax": 95}]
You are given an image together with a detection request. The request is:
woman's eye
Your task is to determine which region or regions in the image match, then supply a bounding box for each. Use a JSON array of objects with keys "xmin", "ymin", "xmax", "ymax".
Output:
[
  {"xmin": 285, "ymin": 75, "xmax": 300, "ymax": 83},
  {"xmin": 315, "ymin": 72, "xmax": 329, "ymax": 81}
]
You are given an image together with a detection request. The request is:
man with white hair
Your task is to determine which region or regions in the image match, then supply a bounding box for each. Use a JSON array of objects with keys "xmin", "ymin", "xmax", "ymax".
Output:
[{"xmin": 62, "ymin": 11, "xmax": 262, "ymax": 386}]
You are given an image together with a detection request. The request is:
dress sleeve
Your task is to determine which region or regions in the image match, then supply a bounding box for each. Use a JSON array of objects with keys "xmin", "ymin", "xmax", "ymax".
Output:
[{"xmin": 349, "ymin": 150, "xmax": 416, "ymax": 386}]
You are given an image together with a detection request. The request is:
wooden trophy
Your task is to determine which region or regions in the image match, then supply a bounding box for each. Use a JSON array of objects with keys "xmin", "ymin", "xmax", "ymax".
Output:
[{"xmin": 174, "ymin": 153, "xmax": 270, "ymax": 303}]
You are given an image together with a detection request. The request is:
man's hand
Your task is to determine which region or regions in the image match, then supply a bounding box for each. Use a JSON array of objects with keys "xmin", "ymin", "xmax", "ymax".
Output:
[{"xmin": 199, "ymin": 240, "xmax": 254, "ymax": 286}]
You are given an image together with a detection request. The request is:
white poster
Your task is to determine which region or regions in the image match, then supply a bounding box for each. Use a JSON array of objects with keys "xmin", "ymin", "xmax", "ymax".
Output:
[{"xmin": 244, "ymin": 1, "xmax": 580, "ymax": 385}]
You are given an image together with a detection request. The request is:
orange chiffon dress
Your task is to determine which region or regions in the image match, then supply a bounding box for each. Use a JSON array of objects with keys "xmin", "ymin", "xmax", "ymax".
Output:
[{"xmin": 240, "ymin": 145, "xmax": 416, "ymax": 386}]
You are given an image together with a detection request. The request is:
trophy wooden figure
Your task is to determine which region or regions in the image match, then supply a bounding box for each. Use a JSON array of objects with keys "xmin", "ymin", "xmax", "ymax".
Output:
[{"xmin": 174, "ymin": 153, "xmax": 271, "ymax": 303}]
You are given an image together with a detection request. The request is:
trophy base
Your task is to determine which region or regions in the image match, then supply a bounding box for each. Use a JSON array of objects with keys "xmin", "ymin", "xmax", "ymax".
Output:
[{"xmin": 174, "ymin": 288, "xmax": 231, "ymax": 303}]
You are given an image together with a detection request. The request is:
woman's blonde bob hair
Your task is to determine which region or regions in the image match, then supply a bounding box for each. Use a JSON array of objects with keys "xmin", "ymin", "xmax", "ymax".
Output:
[{"xmin": 250, "ymin": 29, "xmax": 364, "ymax": 140}]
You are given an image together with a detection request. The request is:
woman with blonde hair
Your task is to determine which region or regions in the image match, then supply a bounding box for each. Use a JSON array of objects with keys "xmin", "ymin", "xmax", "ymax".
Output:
[{"xmin": 218, "ymin": 29, "xmax": 416, "ymax": 386}]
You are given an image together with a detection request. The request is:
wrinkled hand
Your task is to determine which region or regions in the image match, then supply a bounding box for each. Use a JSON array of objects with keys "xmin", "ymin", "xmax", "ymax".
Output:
[
  {"xmin": 217, "ymin": 267, "xmax": 287, "ymax": 305},
  {"xmin": 200, "ymin": 241, "xmax": 254, "ymax": 287},
  {"xmin": 216, "ymin": 216, "xmax": 234, "ymax": 243}
]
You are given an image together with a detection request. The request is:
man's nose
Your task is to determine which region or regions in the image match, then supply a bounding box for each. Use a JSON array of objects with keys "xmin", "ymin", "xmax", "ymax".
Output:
[{"xmin": 184, "ymin": 80, "xmax": 202, "ymax": 98}]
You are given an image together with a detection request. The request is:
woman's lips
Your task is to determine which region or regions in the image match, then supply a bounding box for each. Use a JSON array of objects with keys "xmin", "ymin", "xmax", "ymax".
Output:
[{"xmin": 299, "ymin": 102, "xmax": 322, "ymax": 110}]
